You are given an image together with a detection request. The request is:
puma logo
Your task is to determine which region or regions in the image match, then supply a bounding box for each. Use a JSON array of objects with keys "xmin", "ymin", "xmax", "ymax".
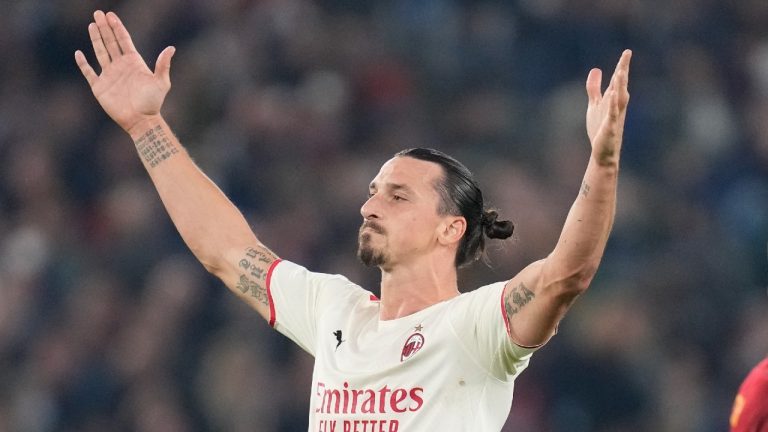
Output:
[{"xmin": 333, "ymin": 330, "xmax": 344, "ymax": 350}]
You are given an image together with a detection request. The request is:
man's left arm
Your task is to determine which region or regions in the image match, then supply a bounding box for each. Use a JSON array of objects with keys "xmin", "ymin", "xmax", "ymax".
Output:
[{"xmin": 502, "ymin": 50, "xmax": 632, "ymax": 347}]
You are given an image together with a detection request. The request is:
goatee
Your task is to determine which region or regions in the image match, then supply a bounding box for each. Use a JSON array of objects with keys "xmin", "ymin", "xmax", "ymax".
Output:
[
  {"xmin": 357, "ymin": 221, "xmax": 388, "ymax": 266},
  {"xmin": 357, "ymin": 241, "xmax": 387, "ymax": 267}
]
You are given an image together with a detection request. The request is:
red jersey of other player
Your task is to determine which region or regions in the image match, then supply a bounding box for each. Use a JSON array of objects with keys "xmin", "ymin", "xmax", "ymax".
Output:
[{"xmin": 731, "ymin": 357, "xmax": 768, "ymax": 431}]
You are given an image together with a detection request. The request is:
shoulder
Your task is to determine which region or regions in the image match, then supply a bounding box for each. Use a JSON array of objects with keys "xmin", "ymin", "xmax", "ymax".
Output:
[
  {"xmin": 444, "ymin": 281, "xmax": 508, "ymax": 327},
  {"xmin": 272, "ymin": 259, "xmax": 374, "ymax": 299},
  {"xmin": 451, "ymin": 281, "xmax": 507, "ymax": 309},
  {"xmin": 447, "ymin": 281, "xmax": 537, "ymax": 377}
]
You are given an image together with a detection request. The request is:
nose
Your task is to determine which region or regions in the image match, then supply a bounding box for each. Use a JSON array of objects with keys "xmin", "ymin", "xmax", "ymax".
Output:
[{"xmin": 360, "ymin": 194, "xmax": 380, "ymax": 220}]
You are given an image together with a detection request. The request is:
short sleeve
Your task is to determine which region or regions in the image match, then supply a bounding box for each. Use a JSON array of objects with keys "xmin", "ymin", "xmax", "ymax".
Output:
[
  {"xmin": 447, "ymin": 282, "xmax": 539, "ymax": 380},
  {"xmin": 267, "ymin": 260, "xmax": 368, "ymax": 356}
]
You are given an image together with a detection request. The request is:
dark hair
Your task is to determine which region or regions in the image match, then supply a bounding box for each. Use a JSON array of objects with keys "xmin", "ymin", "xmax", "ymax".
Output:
[{"xmin": 396, "ymin": 148, "xmax": 514, "ymax": 267}]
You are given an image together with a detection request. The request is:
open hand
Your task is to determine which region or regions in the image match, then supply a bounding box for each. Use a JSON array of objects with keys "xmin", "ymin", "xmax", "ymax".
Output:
[
  {"xmin": 75, "ymin": 10, "xmax": 175, "ymax": 133},
  {"xmin": 585, "ymin": 50, "xmax": 632, "ymax": 166}
]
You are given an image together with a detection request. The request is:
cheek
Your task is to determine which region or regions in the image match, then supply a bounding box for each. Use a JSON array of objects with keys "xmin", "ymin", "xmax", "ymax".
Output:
[{"xmin": 397, "ymin": 215, "xmax": 438, "ymax": 246}]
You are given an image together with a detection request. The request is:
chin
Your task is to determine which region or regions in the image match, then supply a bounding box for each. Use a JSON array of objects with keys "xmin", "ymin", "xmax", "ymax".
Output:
[{"xmin": 357, "ymin": 243, "xmax": 388, "ymax": 267}]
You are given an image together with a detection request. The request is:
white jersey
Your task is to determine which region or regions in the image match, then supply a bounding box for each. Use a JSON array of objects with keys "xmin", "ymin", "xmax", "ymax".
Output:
[{"xmin": 265, "ymin": 259, "xmax": 537, "ymax": 432}]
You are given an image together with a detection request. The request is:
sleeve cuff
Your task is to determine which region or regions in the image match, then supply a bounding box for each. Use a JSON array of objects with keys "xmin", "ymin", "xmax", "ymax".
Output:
[{"xmin": 265, "ymin": 258, "xmax": 283, "ymax": 328}]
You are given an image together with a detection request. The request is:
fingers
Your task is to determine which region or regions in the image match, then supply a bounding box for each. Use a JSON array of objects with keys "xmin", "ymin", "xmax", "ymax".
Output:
[
  {"xmin": 79, "ymin": 10, "xmax": 137, "ymax": 85},
  {"xmin": 617, "ymin": 49, "xmax": 632, "ymax": 74},
  {"xmin": 585, "ymin": 68, "xmax": 602, "ymax": 104},
  {"xmin": 607, "ymin": 88, "xmax": 620, "ymax": 127},
  {"xmin": 154, "ymin": 46, "xmax": 176, "ymax": 89},
  {"xmin": 601, "ymin": 50, "xmax": 629, "ymax": 95},
  {"xmin": 608, "ymin": 88, "xmax": 623, "ymax": 134},
  {"xmin": 609, "ymin": 49, "xmax": 632, "ymax": 92},
  {"xmin": 74, "ymin": 50, "xmax": 98, "ymax": 87},
  {"xmin": 108, "ymin": 12, "xmax": 138, "ymax": 54},
  {"xmin": 88, "ymin": 22, "xmax": 110, "ymax": 68},
  {"xmin": 613, "ymin": 50, "xmax": 632, "ymax": 109},
  {"xmin": 595, "ymin": 88, "xmax": 620, "ymax": 146},
  {"xmin": 94, "ymin": 10, "xmax": 122, "ymax": 61},
  {"xmin": 590, "ymin": 49, "xmax": 632, "ymax": 111}
]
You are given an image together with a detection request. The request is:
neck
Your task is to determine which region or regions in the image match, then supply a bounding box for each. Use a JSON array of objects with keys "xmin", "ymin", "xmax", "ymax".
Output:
[{"xmin": 378, "ymin": 255, "xmax": 460, "ymax": 320}]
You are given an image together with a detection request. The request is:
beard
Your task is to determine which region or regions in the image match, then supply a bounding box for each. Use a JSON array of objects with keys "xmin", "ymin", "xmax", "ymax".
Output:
[{"xmin": 357, "ymin": 221, "xmax": 389, "ymax": 267}]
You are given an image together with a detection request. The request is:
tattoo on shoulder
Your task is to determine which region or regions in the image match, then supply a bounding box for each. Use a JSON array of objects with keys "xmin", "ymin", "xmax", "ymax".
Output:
[
  {"xmin": 134, "ymin": 125, "xmax": 180, "ymax": 168},
  {"xmin": 504, "ymin": 282, "xmax": 535, "ymax": 317},
  {"xmin": 235, "ymin": 246, "xmax": 277, "ymax": 306},
  {"xmin": 580, "ymin": 180, "xmax": 591, "ymax": 198}
]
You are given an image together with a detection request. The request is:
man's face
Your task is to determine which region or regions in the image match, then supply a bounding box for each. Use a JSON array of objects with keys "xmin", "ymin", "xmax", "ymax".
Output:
[{"xmin": 357, "ymin": 156, "xmax": 447, "ymax": 269}]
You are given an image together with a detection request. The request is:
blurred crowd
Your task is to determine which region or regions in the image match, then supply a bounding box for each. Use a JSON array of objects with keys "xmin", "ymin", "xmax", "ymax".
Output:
[{"xmin": 1, "ymin": 0, "xmax": 767, "ymax": 431}]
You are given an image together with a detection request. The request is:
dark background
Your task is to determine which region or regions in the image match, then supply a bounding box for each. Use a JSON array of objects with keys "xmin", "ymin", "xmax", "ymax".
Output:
[{"xmin": 1, "ymin": 0, "xmax": 767, "ymax": 431}]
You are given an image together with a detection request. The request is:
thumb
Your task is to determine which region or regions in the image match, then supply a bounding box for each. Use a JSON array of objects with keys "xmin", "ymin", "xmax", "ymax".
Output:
[
  {"xmin": 154, "ymin": 46, "xmax": 176, "ymax": 89},
  {"xmin": 585, "ymin": 68, "xmax": 602, "ymax": 105}
]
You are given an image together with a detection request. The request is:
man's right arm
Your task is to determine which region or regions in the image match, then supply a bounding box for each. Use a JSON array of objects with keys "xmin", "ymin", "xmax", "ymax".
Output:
[
  {"xmin": 129, "ymin": 115, "xmax": 279, "ymax": 319},
  {"xmin": 75, "ymin": 10, "xmax": 277, "ymax": 320}
]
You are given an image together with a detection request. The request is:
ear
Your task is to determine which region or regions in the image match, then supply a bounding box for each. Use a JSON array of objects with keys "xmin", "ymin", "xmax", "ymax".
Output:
[{"xmin": 437, "ymin": 216, "xmax": 466, "ymax": 246}]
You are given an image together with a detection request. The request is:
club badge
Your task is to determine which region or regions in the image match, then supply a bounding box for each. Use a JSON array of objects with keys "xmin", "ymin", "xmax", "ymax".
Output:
[{"xmin": 401, "ymin": 332, "xmax": 424, "ymax": 362}]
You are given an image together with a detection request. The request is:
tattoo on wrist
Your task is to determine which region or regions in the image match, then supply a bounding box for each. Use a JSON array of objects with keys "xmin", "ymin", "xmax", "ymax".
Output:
[
  {"xmin": 134, "ymin": 125, "xmax": 180, "ymax": 168},
  {"xmin": 235, "ymin": 246, "xmax": 277, "ymax": 306},
  {"xmin": 580, "ymin": 181, "xmax": 591, "ymax": 198},
  {"xmin": 504, "ymin": 282, "xmax": 535, "ymax": 317}
]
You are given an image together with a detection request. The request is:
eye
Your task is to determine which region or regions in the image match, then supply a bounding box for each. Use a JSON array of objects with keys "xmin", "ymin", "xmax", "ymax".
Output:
[{"xmin": 393, "ymin": 194, "xmax": 406, "ymax": 201}]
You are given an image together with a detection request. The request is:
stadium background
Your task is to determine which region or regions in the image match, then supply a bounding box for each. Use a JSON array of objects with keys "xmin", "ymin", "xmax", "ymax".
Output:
[{"xmin": 1, "ymin": 0, "xmax": 767, "ymax": 431}]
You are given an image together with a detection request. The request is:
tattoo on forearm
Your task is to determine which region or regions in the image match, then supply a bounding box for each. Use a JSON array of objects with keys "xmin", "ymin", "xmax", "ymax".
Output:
[
  {"xmin": 504, "ymin": 282, "xmax": 535, "ymax": 317},
  {"xmin": 134, "ymin": 125, "xmax": 180, "ymax": 168},
  {"xmin": 235, "ymin": 246, "xmax": 277, "ymax": 306},
  {"xmin": 580, "ymin": 181, "xmax": 591, "ymax": 198}
]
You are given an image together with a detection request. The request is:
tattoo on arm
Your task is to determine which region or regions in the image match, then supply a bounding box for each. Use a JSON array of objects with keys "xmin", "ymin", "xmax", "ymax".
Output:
[
  {"xmin": 580, "ymin": 180, "xmax": 591, "ymax": 198},
  {"xmin": 134, "ymin": 125, "xmax": 180, "ymax": 168},
  {"xmin": 504, "ymin": 282, "xmax": 535, "ymax": 317},
  {"xmin": 235, "ymin": 246, "xmax": 277, "ymax": 306}
]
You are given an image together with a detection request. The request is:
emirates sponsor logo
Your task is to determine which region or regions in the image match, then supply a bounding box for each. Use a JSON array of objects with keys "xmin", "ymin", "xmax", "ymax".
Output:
[
  {"xmin": 315, "ymin": 382, "xmax": 424, "ymax": 415},
  {"xmin": 400, "ymin": 333, "xmax": 424, "ymax": 362}
]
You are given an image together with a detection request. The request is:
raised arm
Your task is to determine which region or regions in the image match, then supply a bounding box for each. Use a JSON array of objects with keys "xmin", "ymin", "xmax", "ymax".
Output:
[
  {"xmin": 502, "ymin": 50, "xmax": 632, "ymax": 347},
  {"xmin": 75, "ymin": 10, "xmax": 278, "ymax": 320}
]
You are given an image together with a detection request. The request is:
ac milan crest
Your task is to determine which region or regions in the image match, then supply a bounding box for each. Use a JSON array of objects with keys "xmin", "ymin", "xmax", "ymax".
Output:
[{"xmin": 400, "ymin": 332, "xmax": 425, "ymax": 362}]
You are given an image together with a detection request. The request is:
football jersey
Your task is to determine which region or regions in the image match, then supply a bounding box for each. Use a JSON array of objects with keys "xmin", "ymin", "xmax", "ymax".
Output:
[
  {"xmin": 731, "ymin": 357, "xmax": 768, "ymax": 431},
  {"xmin": 266, "ymin": 259, "xmax": 537, "ymax": 432}
]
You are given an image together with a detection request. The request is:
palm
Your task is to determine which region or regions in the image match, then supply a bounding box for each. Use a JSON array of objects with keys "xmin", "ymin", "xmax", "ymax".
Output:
[
  {"xmin": 584, "ymin": 51, "xmax": 632, "ymax": 163},
  {"xmin": 75, "ymin": 11, "xmax": 174, "ymax": 132},
  {"xmin": 92, "ymin": 53, "xmax": 165, "ymax": 127}
]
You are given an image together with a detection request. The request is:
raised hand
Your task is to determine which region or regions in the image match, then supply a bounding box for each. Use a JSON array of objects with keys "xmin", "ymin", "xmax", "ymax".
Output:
[
  {"xmin": 585, "ymin": 50, "xmax": 632, "ymax": 166},
  {"xmin": 75, "ymin": 10, "xmax": 175, "ymax": 133}
]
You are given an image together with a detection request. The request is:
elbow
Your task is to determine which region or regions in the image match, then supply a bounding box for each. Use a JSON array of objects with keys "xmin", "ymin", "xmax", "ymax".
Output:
[
  {"xmin": 569, "ymin": 260, "xmax": 599, "ymax": 293},
  {"xmin": 544, "ymin": 258, "xmax": 600, "ymax": 299},
  {"xmin": 190, "ymin": 245, "xmax": 225, "ymax": 276},
  {"xmin": 200, "ymin": 258, "xmax": 223, "ymax": 277}
]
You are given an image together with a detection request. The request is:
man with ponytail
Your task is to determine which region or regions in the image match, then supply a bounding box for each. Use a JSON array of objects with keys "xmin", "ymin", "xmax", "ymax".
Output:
[{"xmin": 76, "ymin": 10, "xmax": 631, "ymax": 431}]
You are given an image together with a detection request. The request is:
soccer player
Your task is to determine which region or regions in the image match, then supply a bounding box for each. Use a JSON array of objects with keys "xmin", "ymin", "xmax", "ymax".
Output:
[
  {"xmin": 75, "ymin": 10, "xmax": 631, "ymax": 430},
  {"xmin": 731, "ymin": 357, "xmax": 768, "ymax": 431}
]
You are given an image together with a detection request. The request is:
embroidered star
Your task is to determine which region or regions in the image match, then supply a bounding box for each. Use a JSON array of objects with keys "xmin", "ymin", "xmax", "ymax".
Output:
[{"xmin": 414, "ymin": 324, "xmax": 423, "ymax": 332}]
